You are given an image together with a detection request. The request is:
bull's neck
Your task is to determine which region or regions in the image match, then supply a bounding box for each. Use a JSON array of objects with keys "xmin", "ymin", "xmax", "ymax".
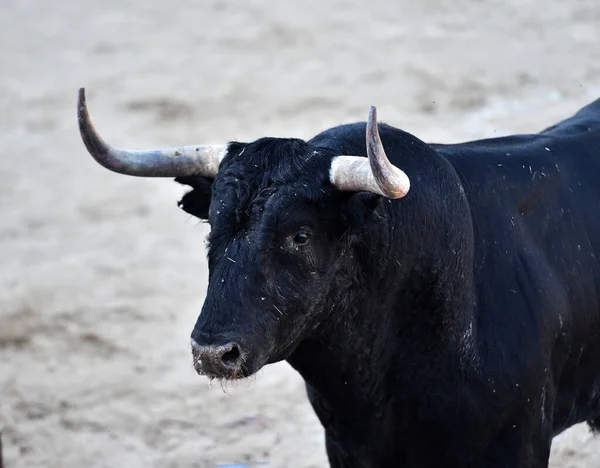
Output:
[{"xmin": 287, "ymin": 148, "xmax": 477, "ymax": 418}]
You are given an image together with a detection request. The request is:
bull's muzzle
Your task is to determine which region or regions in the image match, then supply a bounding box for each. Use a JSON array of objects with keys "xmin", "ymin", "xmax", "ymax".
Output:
[{"xmin": 191, "ymin": 339, "xmax": 245, "ymax": 379}]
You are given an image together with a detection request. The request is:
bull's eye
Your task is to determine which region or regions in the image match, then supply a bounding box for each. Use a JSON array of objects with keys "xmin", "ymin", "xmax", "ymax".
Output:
[{"xmin": 293, "ymin": 232, "xmax": 311, "ymax": 246}]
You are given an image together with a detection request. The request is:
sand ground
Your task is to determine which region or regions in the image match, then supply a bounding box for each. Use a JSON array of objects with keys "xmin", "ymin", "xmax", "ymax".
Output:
[{"xmin": 1, "ymin": 0, "xmax": 600, "ymax": 466}]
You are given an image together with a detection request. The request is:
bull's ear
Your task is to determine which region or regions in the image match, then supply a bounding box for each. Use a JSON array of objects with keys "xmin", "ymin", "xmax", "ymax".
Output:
[
  {"xmin": 342, "ymin": 192, "xmax": 382, "ymax": 232},
  {"xmin": 175, "ymin": 176, "xmax": 213, "ymax": 220}
]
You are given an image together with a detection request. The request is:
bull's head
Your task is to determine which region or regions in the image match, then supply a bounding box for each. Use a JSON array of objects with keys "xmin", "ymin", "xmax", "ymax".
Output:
[{"xmin": 77, "ymin": 88, "xmax": 410, "ymax": 380}]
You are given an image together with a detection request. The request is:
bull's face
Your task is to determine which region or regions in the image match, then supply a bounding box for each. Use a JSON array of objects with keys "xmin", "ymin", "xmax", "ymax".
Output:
[
  {"xmin": 181, "ymin": 140, "xmax": 361, "ymax": 379},
  {"xmin": 76, "ymin": 89, "xmax": 410, "ymax": 380}
]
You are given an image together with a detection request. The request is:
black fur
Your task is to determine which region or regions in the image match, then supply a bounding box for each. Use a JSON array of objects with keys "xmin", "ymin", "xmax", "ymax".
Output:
[
  {"xmin": 176, "ymin": 175, "xmax": 212, "ymax": 220},
  {"xmin": 179, "ymin": 99, "xmax": 600, "ymax": 467}
]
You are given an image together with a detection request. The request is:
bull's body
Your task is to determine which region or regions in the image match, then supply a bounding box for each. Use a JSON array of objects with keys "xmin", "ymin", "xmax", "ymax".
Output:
[
  {"xmin": 286, "ymin": 99, "xmax": 600, "ymax": 467},
  {"xmin": 77, "ymin": 90, "xmax": 600, "ymax": 467}
]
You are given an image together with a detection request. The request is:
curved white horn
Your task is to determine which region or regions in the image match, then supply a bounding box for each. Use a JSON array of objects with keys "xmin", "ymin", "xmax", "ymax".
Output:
[
  {"xmin": 77, "ymin": 88, "xmax": 227, "ymax": 177},
  {"xmin": 329, "ymin": 106, "xmax": 410, "ymax": 198}
]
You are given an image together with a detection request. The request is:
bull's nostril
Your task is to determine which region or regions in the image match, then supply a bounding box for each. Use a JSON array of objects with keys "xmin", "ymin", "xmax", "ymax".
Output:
[{"xmin": 221, "ymin": 344, "xmax": 241, "ymax": 368}]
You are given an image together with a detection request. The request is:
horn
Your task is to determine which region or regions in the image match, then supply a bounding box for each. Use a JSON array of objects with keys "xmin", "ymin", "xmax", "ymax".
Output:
[
  {"xmin": 329, "ymin": 106, "xmax": 410, "ymax": 198},
  {"xmin": 77, "ymin": 88, "xmax": 227, "ymax": 177}
]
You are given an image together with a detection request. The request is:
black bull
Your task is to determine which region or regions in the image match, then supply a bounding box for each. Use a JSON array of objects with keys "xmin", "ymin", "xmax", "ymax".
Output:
[{"xmin": 78, "ymin": 91, "xmax": 600, "ymax": 467}]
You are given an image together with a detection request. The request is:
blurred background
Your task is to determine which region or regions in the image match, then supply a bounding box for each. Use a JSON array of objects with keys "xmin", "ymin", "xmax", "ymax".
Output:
[{"xmin": 1, "ymin": 0, "xmax": 600, "ymax": 466}]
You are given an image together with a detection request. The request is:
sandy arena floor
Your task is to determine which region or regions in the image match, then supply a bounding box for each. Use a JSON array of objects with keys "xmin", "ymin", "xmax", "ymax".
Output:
[{"xmin": 1, "ymin": 1, "xmax": 600, "ymax": 466}]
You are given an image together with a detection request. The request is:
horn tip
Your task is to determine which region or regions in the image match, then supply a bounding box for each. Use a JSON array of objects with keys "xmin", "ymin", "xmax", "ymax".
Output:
[
  {"xmin": 367, "ymin": 106, "xmax": 380, "ymax": 139},
  {"xmin": 78, "ymin": 88, "xmax": 87, "ymax": 116},
  {"xmin": 368, "ymin": 106, "xmax": 379, "ymax": 129}
]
